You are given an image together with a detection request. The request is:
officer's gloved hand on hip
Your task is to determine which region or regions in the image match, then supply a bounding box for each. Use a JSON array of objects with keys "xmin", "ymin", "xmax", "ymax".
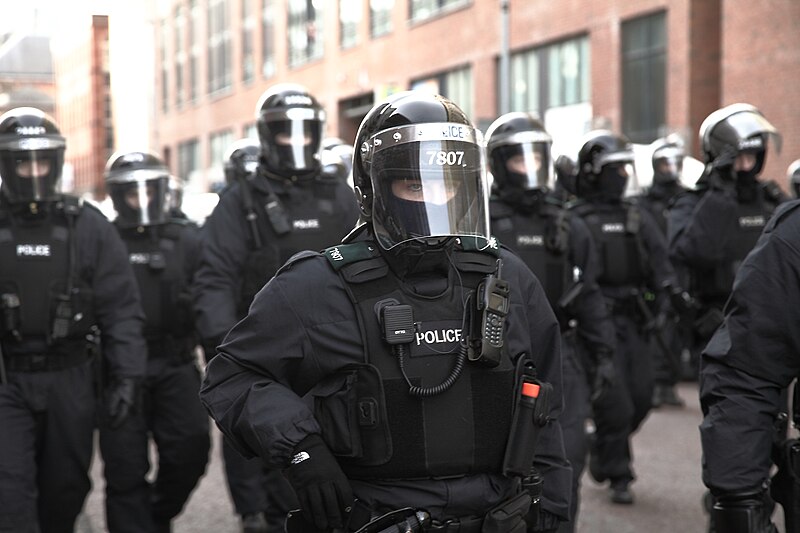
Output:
[
  {"xmin": 105, "ymin": 377, "xmax": 140, "ymax": 429},
  {"xmin": 590, "ymin": 352, "xmax": 615, "ymax": 403},
  {"xmin": 285, "ymin": 433, "xmax": 354, "ymax": 531}
]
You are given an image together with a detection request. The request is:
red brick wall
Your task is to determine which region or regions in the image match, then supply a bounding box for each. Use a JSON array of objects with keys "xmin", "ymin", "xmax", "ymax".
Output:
[{"xmin": 721, "ymin": 0, "xmax": 800, "ymax": 191}]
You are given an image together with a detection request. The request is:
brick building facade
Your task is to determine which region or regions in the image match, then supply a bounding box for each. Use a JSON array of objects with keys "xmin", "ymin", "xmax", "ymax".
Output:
[{"xmin": 146, "ymin": 0, "xmax": 799, "ymax": 193}]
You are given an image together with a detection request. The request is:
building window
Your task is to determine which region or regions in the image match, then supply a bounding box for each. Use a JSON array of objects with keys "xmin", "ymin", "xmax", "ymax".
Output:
[
  {"xmin": 242, "ymin": 0, "xmax": 255, "ymax": 83},
  {"xmin": 207, "ymin": 0, "xmax": 232, "ymax": 94},
  {"xmin": 189, "ymin": 0, "xmax": 201, "ymax": 101},
  {"xmin": 340, "ymin": 0, "xmax": 360, "ymax": 49},
  {"xmin": 509, "ymin": 35, "xmax": 589, "ymax": 115},
  {"xmin": 244, "ymin": 123, "xmax": 258, "ymax": 140},
  {"xmin": 288, "ymin": 0, "xmax": 323, "ymax": 68},
  {"xmin": 160, "ymin": 19, "xmax": 169, "ymax": 113},
  {"xmin": 178, "ymin": 138, "xmax": 201, "ymax": 182},
  {"xmin": 370, "ymin": 0, "xmax": 393, "ymax": 37},
  {"xmin": 409, "ymin": 0, "xmax": 469, "ymax": 23},
  {"xmin": 175, "ymin": 5, "xmax": 186, "ymax": 107},
  {"xmin": 622, "ymin": 11, "xmax": 666, "ymax": 143},
  {"xmin": 209, "ymin": 129, "xmax": 234, "ymax": 186},
  {"xmin": 411, "ymin": 65, "xmax": 473, "ymax": 118},
  {"xmin": 262, "ymin": 0, "xmax": 276, "ymax": 78}
]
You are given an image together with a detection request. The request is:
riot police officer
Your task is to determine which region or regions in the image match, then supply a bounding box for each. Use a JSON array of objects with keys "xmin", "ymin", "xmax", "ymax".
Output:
[
  {"xmin": 193, "ymin": 84, "xmax": 359, "ymax": 532},
  {"xmin": 699, "ymin": 199, "xmax": 800, "ymax": 533},
  {"xmin": 100, "ymin": 151, "xmax": 211, "ymax": 533},
  {"xmin": 223, "ymin": 138, "xmax": 260, "ymax": 188},
  {"xmin": 320, "ymin": 136, "xmax": 355, "ymax": 184},
  {"xmin": 485, "ymin": 112, "xmax": 615, "ymax": 531},
  {"xmin": 634, "ymin": 136, "xmax": 689, "ymax": 406},
  {"xmin": 668, "ymin": 104, "xmax": 787, "ymax": 381},
  {"xmin": 0, "ymin": 107, "xmax": 146, "ymax": 533},
  {"xmin": 200, "ymin": 92, "xmax": 572, "ymax": 533},
  {"xmin": 787, "ymin": 159, "xmax": 800, "ymax": 198},
  {"xmin": 569, "ymin": 130, "xmax": 676, "ymax": 505}
]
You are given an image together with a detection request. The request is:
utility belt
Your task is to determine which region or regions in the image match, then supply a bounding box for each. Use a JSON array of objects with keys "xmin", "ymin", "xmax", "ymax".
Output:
[
  {"xmin": 287, "ymin": 489, "xmax": 534, "ymax": 533},
  {"xmin": 3, "ymin": 347, "xmax": 93, "ymax": 372}
]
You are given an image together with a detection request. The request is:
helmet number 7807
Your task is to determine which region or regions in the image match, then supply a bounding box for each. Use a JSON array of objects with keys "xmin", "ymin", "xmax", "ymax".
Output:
[{"xmin": 427, "ymin": 151, "xmax": 465, "ymax": 166}]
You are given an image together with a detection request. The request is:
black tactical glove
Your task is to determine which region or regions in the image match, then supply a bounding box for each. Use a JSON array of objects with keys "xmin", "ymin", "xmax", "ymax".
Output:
[
  {"xmin": 589, "ymin": 352, "xmax": 615, "ymax": 403},
  {"xmin": 105, "ymin": 377, "xmax": 140, "ymax": 429},
  {"xmin": 285, "ymin": 433, "xmax": 354, "ymax": 531},
  {"xmin": 711, "ymin": 489, "xmax": 778, "ymax": 533}
]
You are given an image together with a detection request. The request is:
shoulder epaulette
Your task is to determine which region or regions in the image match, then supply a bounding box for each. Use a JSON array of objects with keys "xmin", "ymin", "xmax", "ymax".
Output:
[
  {"xmin": 323, "ymin": 241, "xmax": 381, "ymax": 270},
  {"xmin": 458, "ymin": 236, "xmax": 501, "ymax": 257}
]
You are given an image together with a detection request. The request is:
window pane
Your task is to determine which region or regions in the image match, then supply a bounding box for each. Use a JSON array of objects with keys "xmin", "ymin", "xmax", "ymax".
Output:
[
  {"xmin": 262, "ymin": 0, "xmax": 275, "ymax": 78},
  {"xmin": 207, "ymin": 0, "xmax": 232, "ymax": 94},
  {"xmin": 370, "ymin": 0, "xmax": 393, "ymax": 37},
  {"xmin": 622, "ymin": 11, "xmax": 666, "ymax": 143},
  {"xmin": 340, "ymin": 0, "xmax": 361, "ymax": 49},
  {"xmin": 288, "ymin": 0, "xmax": 324, "ymax": 68}
]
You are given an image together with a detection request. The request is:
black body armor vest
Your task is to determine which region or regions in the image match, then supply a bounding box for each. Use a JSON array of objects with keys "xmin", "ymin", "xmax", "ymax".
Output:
[
  {"xmin": 692, "ymin": 194, "xmax": 780, "ymax": 302},
  {"xmin": 571, "ymin": 200, "xmax": 646, "ymax": 288},
  {"xmin": 314, "ymin": 241, "xmax": 516, "ymax": 481},
  {"xmin": 490, "ymin": 199, "xmax": 571, "ymax": 315},
  {"xmin": 0, "ymin": 198, "xmax": 94, "ymax": 354},
  {"xmin": 118, "ymin": 222, "xmax": 194, "ymax": 344},
  {"xmin": 239, "ymin": 177, "xmax": 344, "ymax": 314}
]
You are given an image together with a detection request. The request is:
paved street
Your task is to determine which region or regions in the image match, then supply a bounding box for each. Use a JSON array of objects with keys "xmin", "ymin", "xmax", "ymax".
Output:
[{"xmin": 75, "ymin": 382, "xmax": 784, "ymax": 532}]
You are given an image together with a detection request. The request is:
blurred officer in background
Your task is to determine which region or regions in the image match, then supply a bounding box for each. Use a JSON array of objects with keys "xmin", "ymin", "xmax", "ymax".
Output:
[
  {"xmin": 700, "ymin": 198, "xmax": 800, "ymax": 533},
  {"xmin": 787, "ymin": 158, "xmax": 800, "ymax": 198},
  {"xmin": 223, "ymin": 138, "xmax": 260, "ymax": 188},
  {"xmin": 200, "ymin": 91, "xmax": 572, "ymax": 533},
  {"xmin": 569, "ymin": 130, "xmax": 676, "ymax": 505},
  {"xmin": 100, "ymin": 151, "xmax": 210, "ymax": 533},
  {"xmin": 321, "ymin": 136, "xmax": 355, "ymax": 184},
  {"xmin": 485, "ymin": 112, "xmax": 615, "ymax": 531},
  {"xmin": 193, "ymin": 83, "xmax": 359, "ymax": 532},
  {"xmin": 0, "ymin": 107, "xmax": 146, "ymax": 533},
  {"xmin": 668, "ymin": 103, "xmax": 787, "ymax": 381},
  {"xmin": 634, "ymin": 136, "xmax": 689, "ymax": 407},
  {"xmin": 552, "ymin": 155, "xmax": 578, "ymax": 204}
]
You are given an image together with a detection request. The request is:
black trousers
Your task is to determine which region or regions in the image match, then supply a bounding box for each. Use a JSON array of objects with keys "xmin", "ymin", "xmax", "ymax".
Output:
[
  {"xmin": 0, "ymin": 360, "xmax": 96, "ymax": 533},
  {"xmin": 590, "ymin": 313, "xmax": 654, "ymax": 484},
  {"xmin": 99, "ymin": 356, "xmax": 211, "ymax": 532},
  {"xmin": 221, "ymin": 438, "xmax": 298, "ymax": 528}
]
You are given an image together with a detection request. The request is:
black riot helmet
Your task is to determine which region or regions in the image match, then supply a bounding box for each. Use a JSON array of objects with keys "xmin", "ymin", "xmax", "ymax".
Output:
[
  {"xmin": 223, "ymin": 138, "xmax": 261, "ymax": 185},
  {"xmin": 485, "ymin": 112, "xmax": 553, "ymax": 195},
  {"xmin": 353, "ymin": 91, "xmax": 490, "ymax": 251},
  {"xmin": 0, "ymin": 107, "xmax": 65, "ymax": 204},
  {"xmin": 105, "ymin": 150, "xmax": 171, "ymax": 228},
  {"xmin": 255, "ymin": 83, "xmax": 325, "ymax": 179},
  {"xmin": 787, "ymin": 159, "xmax": 800, "ymax": 198},
  {"xmin": 576, "ymin": 130, "xmax": 636, "ymax": 202},
  {"xmin": 554, "ymin": 154, "xmax": 577, "ymax": 199},
  {"xmin": 651, "ymin": 135, "xmax": 685, "ymax": 185},
  {"xmin": 699, "ymin": 103, "xmax": 781, "ymax": 181}
]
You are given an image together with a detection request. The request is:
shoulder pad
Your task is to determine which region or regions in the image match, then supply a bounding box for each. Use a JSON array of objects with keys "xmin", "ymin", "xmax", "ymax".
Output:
[
  {"xmin": 764, "ymin": 199, "xmax": 800, "ymax": 233},
  {"xmin": 489, "ymin": 199, "xmax": 514, "ymax": 220},
  {"xmin": 323, "ymin": 241, "xmax": 381, "ymax": 271}
]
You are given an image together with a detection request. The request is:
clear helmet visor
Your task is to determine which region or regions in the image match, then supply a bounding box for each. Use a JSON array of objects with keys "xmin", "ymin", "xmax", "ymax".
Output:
[
  {"xmin": 260, "ymin": 108, "xmax": 325, "ymax": 175},
  {"xmin": 366, "ymin": 123, "xmax": 490, "ymax": 250},
  {"xmin": 108, "ymin": 173, "xmax": 171, "ymax": 227},
  {"xmin": 0, "ymin": 148, "xmax": 63, "ymax": 203}
]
